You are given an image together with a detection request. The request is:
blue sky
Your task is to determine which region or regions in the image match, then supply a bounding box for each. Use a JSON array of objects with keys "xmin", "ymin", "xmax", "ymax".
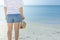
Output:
[
  {"xmin": 0, "ymin": 0, "xmax": 60, "ymax": 5},
  {"xmin": 24, "ymin": 0, "xmax": 60, "ymax": 5}
]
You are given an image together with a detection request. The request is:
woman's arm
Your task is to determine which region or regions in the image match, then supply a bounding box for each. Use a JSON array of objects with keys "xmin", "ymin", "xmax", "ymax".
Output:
[
  {"xmin": 4, "ymin": 7, "xmax": 7, "ymax": 16},
  {"xmin": 19, "ymin": 7, "xmax": 25, "ymax": 20},
  {"xmin": 20, "ymin": 7, "xmax": 24, "ymax": 16},
  {"xmin": 4, "ymin": 7, "xmax": 7, "ymax": 18}
]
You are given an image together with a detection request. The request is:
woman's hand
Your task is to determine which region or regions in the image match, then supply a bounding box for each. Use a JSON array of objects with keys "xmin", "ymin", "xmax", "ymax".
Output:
[{"xmin": 21, "ymin": 15, "xmax": 25, "ymax": 20}]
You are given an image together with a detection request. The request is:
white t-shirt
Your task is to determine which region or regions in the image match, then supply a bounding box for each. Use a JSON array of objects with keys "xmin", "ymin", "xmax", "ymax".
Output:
[{"xmin": 4, "ymin": 0, "xmax": 24, "ymax": 14}]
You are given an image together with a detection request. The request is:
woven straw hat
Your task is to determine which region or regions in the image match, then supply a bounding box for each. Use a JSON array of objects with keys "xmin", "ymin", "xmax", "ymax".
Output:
[{"xmin": 19, "ymin": 21, "xmax": 26, "ymax": 29}]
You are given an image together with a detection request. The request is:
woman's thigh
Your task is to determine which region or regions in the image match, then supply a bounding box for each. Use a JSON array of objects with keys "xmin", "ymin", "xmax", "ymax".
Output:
[
  {"xmin": 7, "ymin": 23, "xmax": 13, "ymax": 32},
  {"xmin": 14, "ymin": 23, "xmax": 19, "ymax": 32}
]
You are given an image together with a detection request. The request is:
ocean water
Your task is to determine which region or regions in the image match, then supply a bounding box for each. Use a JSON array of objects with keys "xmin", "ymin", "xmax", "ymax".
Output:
[
  {"xmin": 23, "ymin": 5, "xmax": 60, "ymax": 24},
  {"xmin": 0, "ymin": 5, "xmax": 60, "ymax": 24}
]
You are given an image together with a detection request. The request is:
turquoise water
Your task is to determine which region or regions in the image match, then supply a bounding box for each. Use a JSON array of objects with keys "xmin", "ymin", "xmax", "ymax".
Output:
[
  {"xmin": 24, "ymin": 5, "xmax": 60, "ymax": 24},
  {"xmin": 0, "ymin": 5, "xmax": 60, "ymax": 24}
]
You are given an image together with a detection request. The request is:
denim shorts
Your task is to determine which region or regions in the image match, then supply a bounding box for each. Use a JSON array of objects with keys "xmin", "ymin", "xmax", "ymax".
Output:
[{"xmin": 6, "ymin": 14, "xmax": 22, "ymax": 23}]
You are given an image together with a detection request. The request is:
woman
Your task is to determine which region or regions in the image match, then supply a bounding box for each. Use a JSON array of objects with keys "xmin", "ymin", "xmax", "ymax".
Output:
[{"xmin": 4, "ymin": 0, "xmax": 25, "ymax": 40}]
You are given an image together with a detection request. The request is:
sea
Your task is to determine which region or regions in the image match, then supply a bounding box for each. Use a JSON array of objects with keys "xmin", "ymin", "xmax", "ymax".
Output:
[{"xmin": 0, "ymin": 5, "xmax": 60, "ymax": 24}]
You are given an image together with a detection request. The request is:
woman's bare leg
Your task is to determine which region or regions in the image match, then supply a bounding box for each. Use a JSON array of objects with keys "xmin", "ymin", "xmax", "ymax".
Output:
[
  {"xmin": 7, "ymin": 23, "xmax": 13, "ymax": 40},
  {"xmin": 14, "ymin": 23, "xmax": 19, "ymax": 40}
]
